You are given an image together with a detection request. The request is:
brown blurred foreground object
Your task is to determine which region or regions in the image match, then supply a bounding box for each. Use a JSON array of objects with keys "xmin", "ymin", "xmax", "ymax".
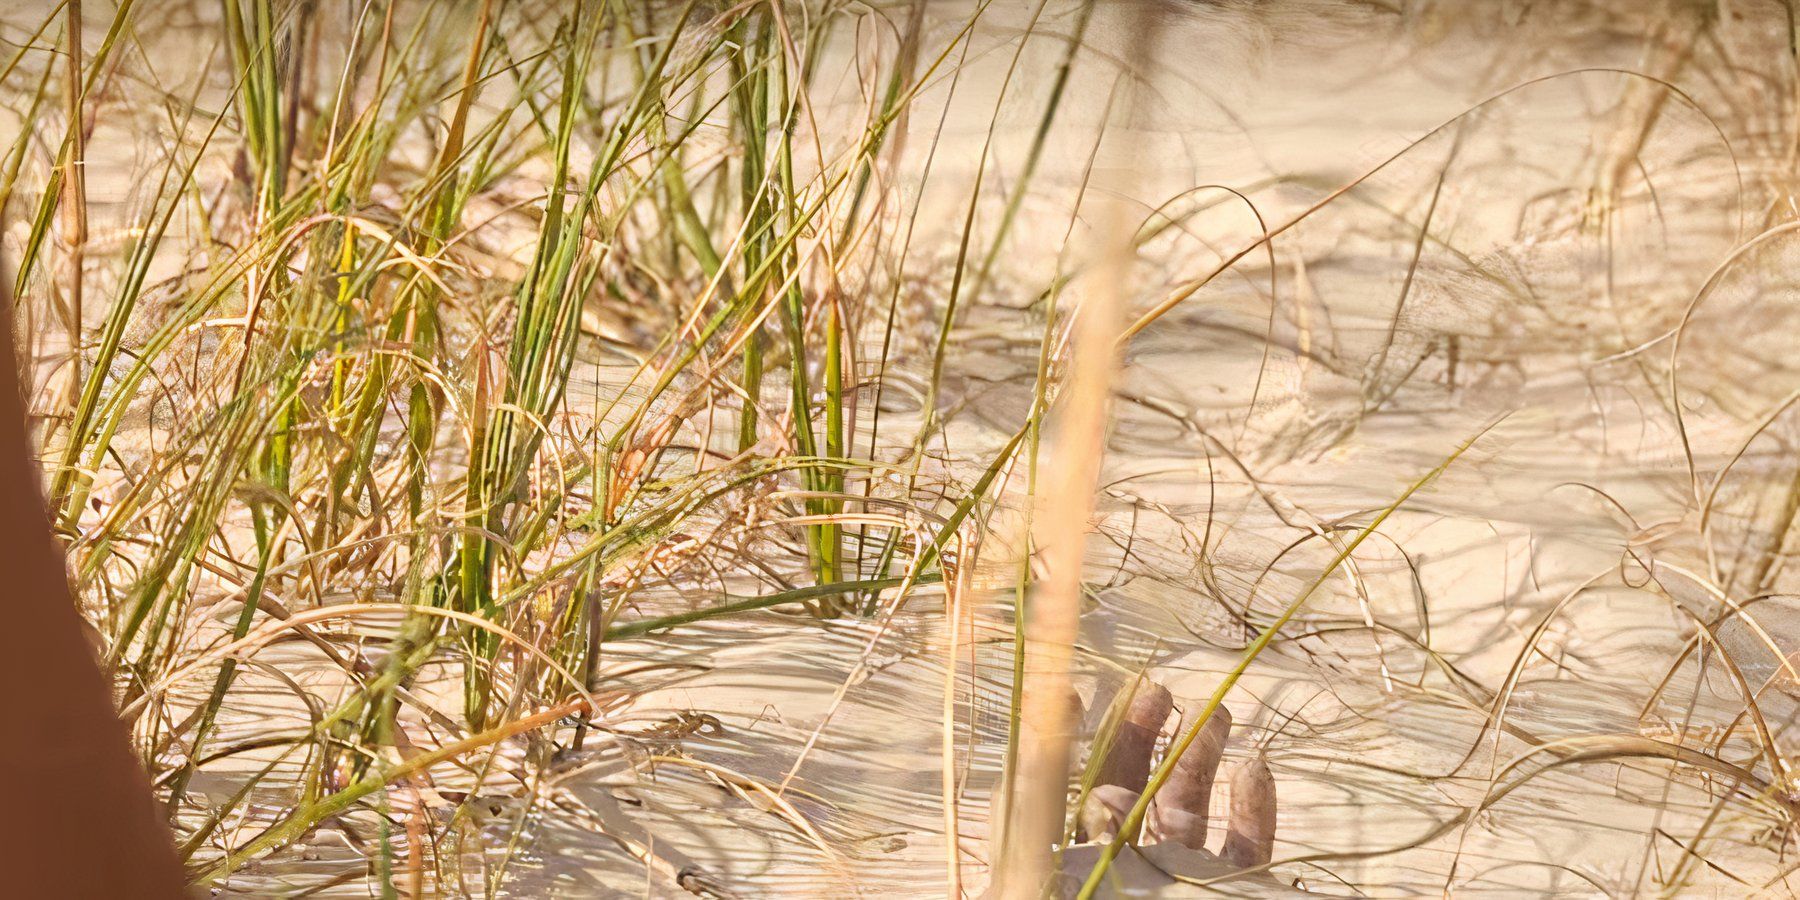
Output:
[{"xmin": 0, "ymin": 279, "xmax": 187, "ymax": 895}]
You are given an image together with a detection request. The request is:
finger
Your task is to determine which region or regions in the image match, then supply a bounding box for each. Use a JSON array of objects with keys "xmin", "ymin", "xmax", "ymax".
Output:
[
  {"xmin": 1092, "ymin": 679, "xmax": 1173, "ymax": 795},
  {"xmin": 1150, "ymin": 704, "xmax": 1232, "ymax": 848},
  {"xmin": 1220, "ymin": 756, "xmax": 1277, "ymax": 868},
  {"xmin": 1077, "ymin": 784, "xmax": 1142, "ymax": 845}
]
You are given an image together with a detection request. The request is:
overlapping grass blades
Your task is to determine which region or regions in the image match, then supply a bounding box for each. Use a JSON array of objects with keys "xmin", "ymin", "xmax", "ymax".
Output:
[{"xmin": 7, "ymin": 1, "xmax": 1053, "ymax": 888}]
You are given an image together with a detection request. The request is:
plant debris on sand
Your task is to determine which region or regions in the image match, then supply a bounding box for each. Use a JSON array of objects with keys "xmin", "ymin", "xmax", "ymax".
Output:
[{"xmin": 7, "ymin": 0, "xmax": 1800, "ymax": 896}]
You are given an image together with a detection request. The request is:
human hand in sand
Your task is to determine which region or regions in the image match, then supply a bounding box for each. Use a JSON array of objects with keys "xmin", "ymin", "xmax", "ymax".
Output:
[{"xmin": 1060, "ymin": 680, "xmax": 1283, "ymax": 896}]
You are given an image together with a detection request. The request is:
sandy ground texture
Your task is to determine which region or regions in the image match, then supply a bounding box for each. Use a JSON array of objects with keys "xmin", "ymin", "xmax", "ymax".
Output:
[{"xmin": 11, "ymin": 0, "xmax": 1800, "ymax": 897}]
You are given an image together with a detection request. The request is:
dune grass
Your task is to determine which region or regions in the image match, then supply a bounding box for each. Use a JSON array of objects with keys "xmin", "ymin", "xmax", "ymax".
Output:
[
  {"xmin": 0, "ymin": 0, "xmax": 1087, "ymax": 890},
  {"xmin": 11, "ymin": 1, "xmax": 1800, "ymax": 897}
]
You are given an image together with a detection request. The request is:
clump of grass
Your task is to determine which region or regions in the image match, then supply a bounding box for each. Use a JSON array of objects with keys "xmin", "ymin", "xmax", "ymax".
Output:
[
  {"xmin": 11, "ymin": 1, "xmax": 1800, "ymax": 897},
  {"xmin": 1, "ymin": 0, "xmax": 1044, "ymax": 891}
]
